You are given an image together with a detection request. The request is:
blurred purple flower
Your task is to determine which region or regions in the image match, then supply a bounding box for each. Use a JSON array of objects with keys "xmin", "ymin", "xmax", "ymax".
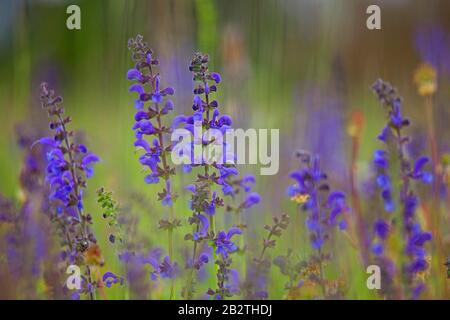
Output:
[{"xmin": 415, "ymin": 26, "xmax": 450, "ymax": 75}]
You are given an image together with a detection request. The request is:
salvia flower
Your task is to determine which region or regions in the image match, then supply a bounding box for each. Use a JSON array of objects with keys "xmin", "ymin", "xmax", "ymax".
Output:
[
  {"xmin": 215, "ymin": 227, "xmax": 241, "ymax": 258},
  {"xmin": 33, "ymin": 83, "xmax": 100, "ymax": 300},
  {"xmin": 149, "ymin": 256, "xmax": 179, "ymax": 280},
  {"xmin": 177, "ymin": 53, "xmax": 233, "ymax": 298},
  {"xmin": 127, "ymin": 36, "xmax": 176, "ymax": 188},
  {"xmin": 371, "ymin": 79, "xmax": 433, "ymax": 298},
  {"xmin": 177, "ymin": 53, "xmax": 260, "ymax": 300},
  {"xmin": 288, "ymin": 150, "xmax": 348, "ymax": 250},
  {"xmin": 373, "ymin": 150, "xmax": 395, "ymax": 213},
  {"xmin": 103, "ymin": 271, "xmax": 124, "ymax": 288},
  {"xmin": 207, "ymin": 227, "xmax": 242, "ymax": 300},
  {"xmin": 127, "ymin": 35, "xmax": 180, "ymax": 297},
  {"xmin": 285, "ymin": 150, "xmax": 349, "ymax": 298}
]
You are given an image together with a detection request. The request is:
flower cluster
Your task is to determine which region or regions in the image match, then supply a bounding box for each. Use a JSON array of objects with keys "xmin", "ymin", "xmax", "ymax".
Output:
[
  {"xmin": 288, "ymin": 151, "xmax": 348, "ymax": 250},
  {"xmin": 175, "ymin": 53, "xmax": 260, "ymax": 300},
  {"xmin": 178, "ymin": 53, "xmax": 233, "ymax": 298},
  {"xmin": 284, "ymin": 150, "xmax": 349, "ymax": 298},
  {"xmin": 214, "ymin": 227, "xmax": 242, "ymax": 258},
  {"xmin": 33, "ymin": 83, "xmax": 100, "ymax": 299},
  {"xmin": 371, "ymin": 79, "xmax": 433, "ymax": 298},
  {"xmin": 223, "ymin": 174, "xmax": 261, "ymax": 216},
  {"xmin": 175, "ymin": 53, "xmax": 237, "ymax": 190},
  {"xmin": 149, "ymin": 256, "xmax": 180, "ymax": 281},
  {"xmin": 127, "ymin": 35, "xmax": 179, "ymax": 293},
  {"xmin": 127, "ymin": 35, "xmax": 176, "ymax": 192},
  {"xmin": 373, "ymin": 150, "xmax": 395, "ymax": 214},
  {"xmin": 207, "ymin": 227, "xmax": 242, "ymax": 300}
]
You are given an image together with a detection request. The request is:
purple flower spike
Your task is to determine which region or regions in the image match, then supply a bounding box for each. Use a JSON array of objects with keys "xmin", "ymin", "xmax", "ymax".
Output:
[
  {"xmin": 288, "ymin": 151, "xmax": 347, "ymax": 251},
  {"xmin": 371, "ymin": 79, "xmax": 433, "ymax": 298},
  {"xmin": 36, "ymin": 82, "xmax": 100, "ymax": 299}
]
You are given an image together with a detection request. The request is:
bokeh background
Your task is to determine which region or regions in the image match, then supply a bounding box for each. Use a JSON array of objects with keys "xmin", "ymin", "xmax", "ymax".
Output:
[{"xmin": 1, "ymin": 0, "xmax": 450, "ymax": 299}]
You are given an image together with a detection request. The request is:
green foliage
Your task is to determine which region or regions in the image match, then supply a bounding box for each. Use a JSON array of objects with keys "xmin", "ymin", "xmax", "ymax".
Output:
[{"xmin": 97, "ymin": 187, "xmax": 121, "ymax": 244}]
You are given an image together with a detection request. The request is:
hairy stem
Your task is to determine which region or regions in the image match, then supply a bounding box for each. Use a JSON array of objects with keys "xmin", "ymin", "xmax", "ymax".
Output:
[
  {"xmin": 57, "ymin": 113, "xmax": 96, "ymax": 300},
  {"xmin": 148, "ymin": 66, "xmax": 176, "ymax": 299}
]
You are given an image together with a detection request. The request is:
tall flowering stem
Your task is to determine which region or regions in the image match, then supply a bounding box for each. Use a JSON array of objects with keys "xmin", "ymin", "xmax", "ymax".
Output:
[
  {"xmin": 207, "ymin": 227, "xmax": 242, "ymax": 299},
  {"xmin": 35, "ymin": 83, "xmax": 100, "ymax": 300},
  {"xmin": 189, "ymin": 53, "xmax": 222, "ymax": 233},
  {"xmin": 176, "ymin": 53, "xmax": 260, "ymax": 299},
  {"xmin": 127, "ymin": 35, "xmax": 180, "ymax": 299},
  {"xmin": 371, "ymin": 79, "xmax": 433, "ymax": 299},
  {"xmin": 244, "ymin": 214, "xmax": 290, "ymax": 299},
  {"xmin": 287, "ymin": 150, "xmax": 349, "ymax": 298},
  {"xmin": 179, "ymin": 53, "xmax": 230, "ymax": 298}
]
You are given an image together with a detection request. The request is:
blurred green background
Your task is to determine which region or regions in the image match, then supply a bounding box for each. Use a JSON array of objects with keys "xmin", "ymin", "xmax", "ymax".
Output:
[{"xmin": 1, "ymin": 0, "xmax": 450, "ymax": 299}]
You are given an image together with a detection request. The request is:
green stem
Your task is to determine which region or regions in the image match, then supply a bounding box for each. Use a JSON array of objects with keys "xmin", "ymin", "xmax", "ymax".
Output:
[
  {"xmin": 57, "ymin": 113, "xmax": 96, "ymax": 300},
  {"xmin": 185, "ymin": 225, "xmax": 200, "ymax": 299},
  {"xmin": 148, "ymin": 65, "xmax": 176, "ymax": 299}
]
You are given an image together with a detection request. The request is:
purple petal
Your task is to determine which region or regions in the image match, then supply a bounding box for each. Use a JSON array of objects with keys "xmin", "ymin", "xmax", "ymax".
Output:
[
  {"xmin": 127, "ymin": 68, "xmax": 142, "ymax": 81},
  {"xmin": 172, "ymin": 115, "xmax": 187, "ymax": 128},
  {"xmin": 31, "ymin": 137, "xmax": 58, "ymax": 149},
  {"xmin": 144, "ymin": 174, "xmax": 159, "ymax": 184},
  {"xmin": 161, "ymin": 87, "xmax": 174, "ymax": 96},
  {"xmin": 102, "ymin": 272, "xmax": 117, "ymax": 282},
  {"xmin": 414, "ymin": 156, "xmax": 430, "ymax": 174},
  {"xmin": 197, "ymin": 214, "xmax": 209, "ymax": 235},
  {"xmin": 134, "ymin": 139, "xmax": 151, "ymax": 152},
  {"xmin": 227, "ymin": 227, "xmax": 242, "ymax": 239},
  {"xmin": 129, "ymin": 83, "xmax": 145, "ymax": 95},
  {"xmin": 82, "ymin": 154, "xmax": 100, "ymax": 167},
  {"xmin": 210, "ymin": 72, "xmax": 221, "ymax": 84},
  {"xmin": 134, "ymin": 111, "xmax": 150, "ymax": 121}
]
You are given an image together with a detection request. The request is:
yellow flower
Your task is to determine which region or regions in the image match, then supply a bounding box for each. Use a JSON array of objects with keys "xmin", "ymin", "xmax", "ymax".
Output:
[
  {"xmin": 301, "ymin": 263, "xmax": 320, "ymax": 278},
  {"xmin": 413, "ymin": 63, "xmax": 437, "ymax": 97},
  {"xmin": 291, "ymin": 193, "xmax": 310, "ymax": 204},
  {"xmin": 347, "ymin": 111, "xmax": 364, "ymax": 138},
  {"xmin": 442, "ymin": 153, "xmax": 450, "ymax": 167}
]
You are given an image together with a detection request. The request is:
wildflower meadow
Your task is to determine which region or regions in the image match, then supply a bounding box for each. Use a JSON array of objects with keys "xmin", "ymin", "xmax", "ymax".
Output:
[{"xmin": 1, "ymin": 0, "xmax": 450, "ymax": 302}]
